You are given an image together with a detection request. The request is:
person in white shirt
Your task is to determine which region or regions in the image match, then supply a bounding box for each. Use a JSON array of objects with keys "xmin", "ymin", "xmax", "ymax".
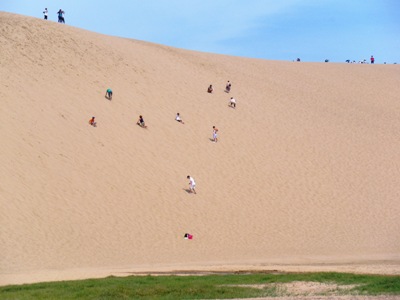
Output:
[
  {"xmin": 212, "ymin": 126, "xmax": 218, "ymax": 142},
  {"xmin": 187, "ymin": 175, "xmax": 196, "ymax": 194},
  {"xmin": 229, "ymin": 97, "xmax": 236, "ymax": 108},
  {"xmin": 175, "ymin": 113, "xmax": 184, "ymax": 124},
  {"xmin": 43, "ymin": 8, "xmax": 48, "ymax": 20}
]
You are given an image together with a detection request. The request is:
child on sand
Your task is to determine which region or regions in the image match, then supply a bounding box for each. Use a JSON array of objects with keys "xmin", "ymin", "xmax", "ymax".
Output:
[
  {"xmin": 175, "ymin": 113, "xmax": 184, "ymax": 124},
  {"xmin": 105, "ymin": 88, "xmax": 112, "ymax": 100},
  {"xmin": 137, "ymin": 115, "xmax": 147, "ymax": 128},
  {"xmin": 212, "ymin": 126, "xmax": 218, "ymax": 142},
  {"xmin": 89, "ymin": 116, "xmax": 96, "ymax": 127},
  {"xmin": 187, "ymin": 175, "xmax": 196, "ymax": 194},
  {"xmin": 207, "ymin": 84, "xmax": 213, "ymax": 93}
]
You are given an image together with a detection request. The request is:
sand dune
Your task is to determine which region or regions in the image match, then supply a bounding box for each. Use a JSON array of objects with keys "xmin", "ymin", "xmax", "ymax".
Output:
[{"xmin": 1, "ymin": 12, "xmax": 400, "ymax": 286}]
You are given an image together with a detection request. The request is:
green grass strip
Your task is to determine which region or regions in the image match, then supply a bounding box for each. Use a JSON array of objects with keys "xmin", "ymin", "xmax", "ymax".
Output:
[{"xmin": 1, "ymin": 272, "xmax": 399, "ymax": 299}]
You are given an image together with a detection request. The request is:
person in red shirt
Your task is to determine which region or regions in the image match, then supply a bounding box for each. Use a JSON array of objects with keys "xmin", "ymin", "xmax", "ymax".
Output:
[
  {"xmin": 370, "ymin": 55, "xmax": 375, "ymax": 64},
  {"xmin": 184, "ymin": 233, "xmax": 193, "ymax": 239},
  {"xmin": 89, "ymin": 116, "xmax": 96, "ymax": 127}
]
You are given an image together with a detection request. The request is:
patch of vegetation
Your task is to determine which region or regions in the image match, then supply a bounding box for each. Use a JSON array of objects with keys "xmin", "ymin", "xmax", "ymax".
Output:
[{"xmin": 0, "ymin": 272, "xmax": 399, "ymax": 299}]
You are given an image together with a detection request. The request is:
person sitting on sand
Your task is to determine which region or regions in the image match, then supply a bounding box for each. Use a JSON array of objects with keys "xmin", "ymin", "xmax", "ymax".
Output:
[
  {"xmin": 184, "ymin": 233, "xmax": 193, "ymax": 240},
  {"xmin": 175, "ymin": 113, "xmax": 184, "ymax": 124},
  {"xmin": 137, "ymin": 115, "xmax": 147, "ymax": 128},
  {"xmin": 89, "ymin": 116, "xmax": 96, "ymax": 127},
  {"xmin": 105, "ymin": 88, "xmax": 112, "ymax": 100},
  {"xmin": 207, "ymin": 84, "xmax": 213, "ymax": 93},
  {"xmin": 229, "ymin": 97, "xmax": 236, "ymax": 108}
]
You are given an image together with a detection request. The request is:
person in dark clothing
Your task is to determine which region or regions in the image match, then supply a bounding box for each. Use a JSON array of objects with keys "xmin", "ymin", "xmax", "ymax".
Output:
[{"xmin": 57, "ymin": 9, "xmax": 65, "ymax": 23}]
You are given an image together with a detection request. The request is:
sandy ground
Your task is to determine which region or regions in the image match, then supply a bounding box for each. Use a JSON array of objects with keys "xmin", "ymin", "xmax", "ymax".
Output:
[
  {"xmin": 229, "ymin": 297, "xmax": 400, "ymax": 300},
  {"xmin": 1, "ymin": 12, "xmax": 400, "ymax": 287}
]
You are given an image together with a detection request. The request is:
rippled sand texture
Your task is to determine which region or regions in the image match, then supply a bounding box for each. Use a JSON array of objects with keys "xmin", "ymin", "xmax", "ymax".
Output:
[{"xmin": 1, "ymin": 12, "xmax": 400, "ymax": 286}]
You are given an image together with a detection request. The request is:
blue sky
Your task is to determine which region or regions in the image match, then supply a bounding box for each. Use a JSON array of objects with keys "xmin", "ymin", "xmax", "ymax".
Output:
[{"xmin": 2, "ymin": 0, "xmax": 399, "ymax": 63}]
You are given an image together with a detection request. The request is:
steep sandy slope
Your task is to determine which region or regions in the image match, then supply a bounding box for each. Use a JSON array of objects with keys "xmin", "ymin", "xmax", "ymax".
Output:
[{"xmin": 1, "ymin": 12, "xmax": 400, "ymax": 285}]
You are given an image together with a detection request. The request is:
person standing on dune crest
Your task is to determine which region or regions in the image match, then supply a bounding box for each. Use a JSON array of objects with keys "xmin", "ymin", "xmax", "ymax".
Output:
[{"xmin": 57, "ymin": 9, "xmax": 65, "ymax": 23}]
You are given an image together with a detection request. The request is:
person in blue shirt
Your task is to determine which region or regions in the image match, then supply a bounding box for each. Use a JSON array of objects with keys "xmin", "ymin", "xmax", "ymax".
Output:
[{"xmin": 105, "ymin": 88, "xmax": 113, "ymax": 100}]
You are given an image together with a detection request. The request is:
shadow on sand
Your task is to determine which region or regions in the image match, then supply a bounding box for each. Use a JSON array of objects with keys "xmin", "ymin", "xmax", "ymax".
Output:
[{"xmin": 183, "ymin": 188, "xmax": 193, "ymax": 194}]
